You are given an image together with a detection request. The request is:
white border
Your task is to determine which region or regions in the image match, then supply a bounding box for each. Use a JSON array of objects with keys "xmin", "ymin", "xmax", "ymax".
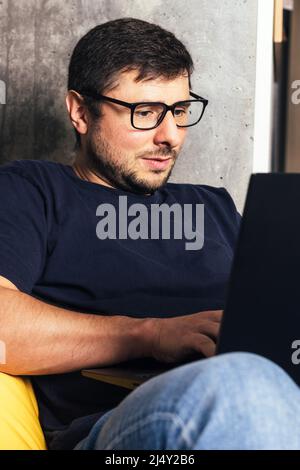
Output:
[{"xmin": 253, "ymin": 0, "xmax": 274, "ymax": 173}]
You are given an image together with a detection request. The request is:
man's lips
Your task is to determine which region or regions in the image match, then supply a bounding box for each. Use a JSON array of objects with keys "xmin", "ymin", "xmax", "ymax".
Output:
[
  {"xmin": 142, "ymin": 156, "xmax": 172, "ymax": 161},
  {"xmin": 141, "ymin": 156, "xmax": 173, "ymax": 170}
]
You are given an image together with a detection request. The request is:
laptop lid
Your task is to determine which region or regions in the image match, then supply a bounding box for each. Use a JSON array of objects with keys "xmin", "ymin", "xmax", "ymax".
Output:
[{"xmin": 217, "ymin": 173, "xmax": 300, "ymax": 385}]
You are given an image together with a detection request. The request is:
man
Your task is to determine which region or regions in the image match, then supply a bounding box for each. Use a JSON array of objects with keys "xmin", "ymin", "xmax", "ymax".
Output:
[{"xmin": 0, "ymin": 18, "xmax": 300, "ymax": 450}]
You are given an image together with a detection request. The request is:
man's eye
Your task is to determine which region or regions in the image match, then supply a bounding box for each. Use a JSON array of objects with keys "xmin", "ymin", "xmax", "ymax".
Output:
[
  {"xmin": 174, "ymin": 108, "xmax": 186, "ymax": 116},
  {"xmin": 135, "ymin": 110, "xmax": 153, "ymax": 117}
]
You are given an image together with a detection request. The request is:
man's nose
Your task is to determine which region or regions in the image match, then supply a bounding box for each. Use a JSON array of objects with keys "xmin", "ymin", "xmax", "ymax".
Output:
[{"xmin": 153, "ymin": 110, "xmax": 182, "ymax": 148}]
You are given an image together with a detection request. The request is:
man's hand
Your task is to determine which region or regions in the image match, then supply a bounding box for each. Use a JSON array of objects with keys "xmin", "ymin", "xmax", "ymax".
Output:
[{"xmin": 150, "ymin": 310, "xmax": 223, "ymax": 363}]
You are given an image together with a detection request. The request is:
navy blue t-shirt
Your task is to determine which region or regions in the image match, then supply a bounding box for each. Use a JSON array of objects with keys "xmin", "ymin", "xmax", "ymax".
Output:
[{"xmin": 0, "ymin": 159, "xmax": 241, "ymax": 435}]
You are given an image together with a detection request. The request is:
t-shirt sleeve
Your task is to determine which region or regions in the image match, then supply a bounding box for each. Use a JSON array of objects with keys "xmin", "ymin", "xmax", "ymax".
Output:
[{"xmin": 0, "ymin": 172, "xmax": 47, "ymax": 293}]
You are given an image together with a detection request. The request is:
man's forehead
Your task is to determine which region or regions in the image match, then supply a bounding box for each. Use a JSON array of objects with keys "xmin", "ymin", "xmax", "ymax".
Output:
[{"xmin": 108, "ymin": 69, "xmax": 190, "ymax": 103}]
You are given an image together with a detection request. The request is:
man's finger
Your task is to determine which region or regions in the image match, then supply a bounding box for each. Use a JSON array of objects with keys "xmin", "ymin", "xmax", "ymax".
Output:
[
  {"xmin": 197, "ymin": 321, "xmax": 220, "ymax": 339},
  {"xmin": 196, "ymin": 310, "xmax": 223, "ymax": 323},
  {"xmin": 192, "ymin": 334, "xmax": 216, "ymax": 358}
]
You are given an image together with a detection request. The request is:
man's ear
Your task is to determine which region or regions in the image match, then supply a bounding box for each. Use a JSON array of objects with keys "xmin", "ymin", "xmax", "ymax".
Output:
[{"xmin": 65, "ymin": 90, "xmax": 89, "ymax": 138}]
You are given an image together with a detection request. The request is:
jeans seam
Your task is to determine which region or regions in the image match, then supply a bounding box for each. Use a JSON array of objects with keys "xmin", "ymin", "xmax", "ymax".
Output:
[{"xmin": 102, "ymin": 411, "xmax": 192, "ymax": 449}]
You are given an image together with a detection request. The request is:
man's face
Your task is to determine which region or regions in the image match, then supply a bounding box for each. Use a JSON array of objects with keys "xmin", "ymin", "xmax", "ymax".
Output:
[{"xmin": 84, "ymin": 70, "xmax": 190, "ymax": 194}]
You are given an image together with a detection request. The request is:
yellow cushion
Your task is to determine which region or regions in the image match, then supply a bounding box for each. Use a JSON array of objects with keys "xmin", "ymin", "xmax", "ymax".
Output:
[{"xmin": 0, "ymin": 372, "xmax": 47, "ymax": 450}]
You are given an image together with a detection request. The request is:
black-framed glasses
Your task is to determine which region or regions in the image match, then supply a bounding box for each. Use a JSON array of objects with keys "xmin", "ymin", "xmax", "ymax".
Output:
[{"xmin": 78, "ymin": 88, "xmax": 208, "ymax": 130}]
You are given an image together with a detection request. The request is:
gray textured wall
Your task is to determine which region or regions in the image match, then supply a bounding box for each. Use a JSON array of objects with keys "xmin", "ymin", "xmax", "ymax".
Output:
[{"xmin": 0, "ymin": 0, "xmax": 258, "ymax": 211}]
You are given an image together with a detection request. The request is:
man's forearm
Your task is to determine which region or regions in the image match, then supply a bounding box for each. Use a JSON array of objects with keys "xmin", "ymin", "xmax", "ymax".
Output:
[{"xmin": 0, "ymin": 286, "xmax": 156, "ymax": 376}]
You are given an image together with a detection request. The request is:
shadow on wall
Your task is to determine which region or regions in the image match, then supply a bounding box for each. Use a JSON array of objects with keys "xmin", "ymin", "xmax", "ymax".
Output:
[{"xmin": 0, "ymin": 79, "xmax": 75, "ymax": 165}]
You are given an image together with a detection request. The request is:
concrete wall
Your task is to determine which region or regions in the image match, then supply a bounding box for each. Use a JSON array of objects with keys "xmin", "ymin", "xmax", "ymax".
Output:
[{"xmin": 0, "ymin": 0, "xmax": 258, "ymax": 211}]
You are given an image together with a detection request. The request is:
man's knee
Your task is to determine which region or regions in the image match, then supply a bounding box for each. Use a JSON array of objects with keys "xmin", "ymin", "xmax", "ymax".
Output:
[
  {"xmin": 157, "ymin": 351, "xmax": 288, "ymax": 391},
  {"xmin": 108, "ymin": 352, "xmax": 297, "ymax": 422},
  {"xmin": 208, "ymin": 352, "xmax": 294, "ymax": 394},
  {"xmin": 137, "ymin": 352, "xmax": 296, "ymax": 417},
  {"xmin": 183, "ymin": 352, "xmax": 295, "ymax": 398},
  {"xmin": 169, "ymin": 352, "xmax": 299, "ymax": 424}
]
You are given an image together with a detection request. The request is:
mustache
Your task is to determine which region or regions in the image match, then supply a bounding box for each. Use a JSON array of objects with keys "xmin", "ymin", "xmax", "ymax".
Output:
[{"xmin": 137, "ymin": 148, "xmax": 178, "ymax": 160}]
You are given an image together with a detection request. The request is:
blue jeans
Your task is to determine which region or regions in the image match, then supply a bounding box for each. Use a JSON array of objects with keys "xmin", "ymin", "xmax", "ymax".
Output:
[{"xmin": 74, "ymin": 352, "xmax": 300, "ymax": 450}]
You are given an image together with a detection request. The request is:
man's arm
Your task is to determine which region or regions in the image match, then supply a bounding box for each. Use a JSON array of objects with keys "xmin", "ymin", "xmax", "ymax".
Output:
[
  {"xmin": 0, "ymin": 273, "xmax": 222, "ymax": 376},
  {"xmin": 0, "ymin": 276, "xmax": 155, "ymax": 376}
]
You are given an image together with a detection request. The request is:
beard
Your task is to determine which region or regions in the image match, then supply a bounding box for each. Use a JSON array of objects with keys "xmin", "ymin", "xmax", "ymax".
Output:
[{"xmin": 84, "ymin": 127, "xmax": 178, "ymax": 195}]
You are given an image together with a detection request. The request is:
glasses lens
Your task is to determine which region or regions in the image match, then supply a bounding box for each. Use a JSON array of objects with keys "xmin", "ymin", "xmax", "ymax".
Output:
[
  {"xmin": 174, "ymin": 101, "xmax": 205, "ymax": 127},
  {"xmin": 133, "ymin": 104, "xmax": 165, "ymax": 129}
]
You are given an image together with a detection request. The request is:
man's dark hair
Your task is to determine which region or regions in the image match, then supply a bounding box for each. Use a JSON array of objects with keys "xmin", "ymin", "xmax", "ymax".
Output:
[{"xmin": 67, "ymin": 17, "xmax": 194, "ymax": 147}]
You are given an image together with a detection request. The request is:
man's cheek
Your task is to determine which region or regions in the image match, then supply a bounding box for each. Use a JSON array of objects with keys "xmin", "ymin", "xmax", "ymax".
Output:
[{"xmin": 124, "ymin": 134, "xmax": 153, "ymax": 153}]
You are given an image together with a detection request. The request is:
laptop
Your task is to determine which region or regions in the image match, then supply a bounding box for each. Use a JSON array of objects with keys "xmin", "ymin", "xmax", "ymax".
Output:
[
  {"xmin": 217, "ymin": 172, "xmax": 300, "ymax": 387},
  {"xmin": 83, "ymin": 174, "xmax": 300, "ymax": 389},
  {"xmin": 82, "ymin": 353, "xmax": 204, "ymax": 390}
]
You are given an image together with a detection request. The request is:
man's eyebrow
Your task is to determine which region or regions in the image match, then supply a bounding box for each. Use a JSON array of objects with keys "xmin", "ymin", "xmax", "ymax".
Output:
[{"xmin": 176, "ymin": 101, "xmax": 191, "ymax": 107}]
